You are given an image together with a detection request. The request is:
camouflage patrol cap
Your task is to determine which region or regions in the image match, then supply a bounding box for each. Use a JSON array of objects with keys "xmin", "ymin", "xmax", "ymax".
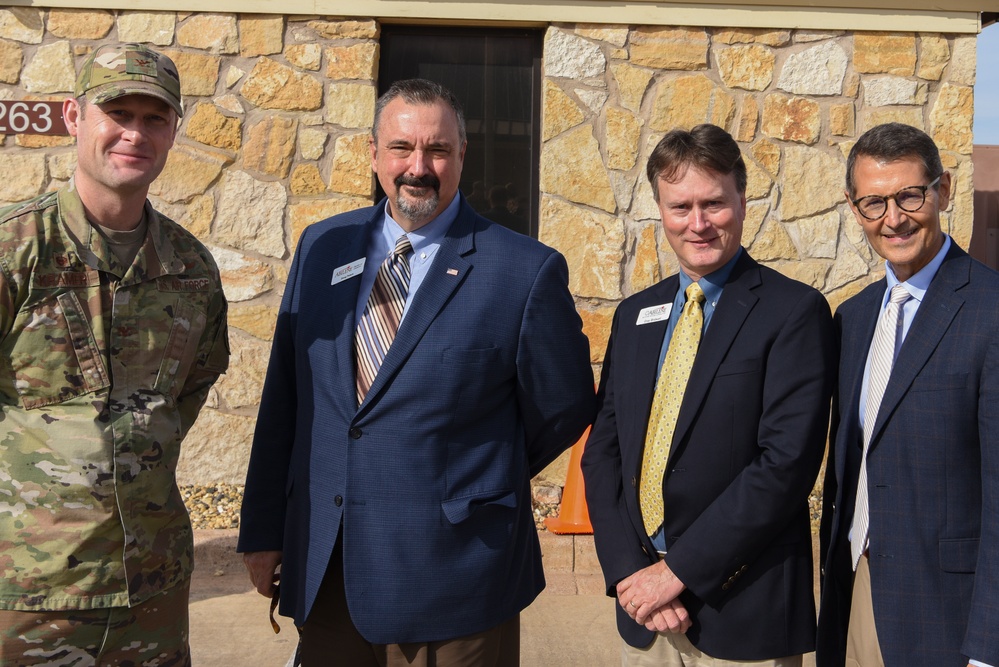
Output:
[{"xmin": 75, "ymin": 43, "xmax": 183, "ymax": 117}]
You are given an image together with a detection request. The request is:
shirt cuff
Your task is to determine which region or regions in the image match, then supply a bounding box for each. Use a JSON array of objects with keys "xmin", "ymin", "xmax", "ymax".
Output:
[{"xmin": 969, "ymin": 660, "xmax": 993, "ymax": 667}]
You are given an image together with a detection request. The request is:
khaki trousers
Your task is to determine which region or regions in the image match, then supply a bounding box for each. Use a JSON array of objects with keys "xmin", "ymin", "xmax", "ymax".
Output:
[
  {"xmin": 300, "ymin": 538, "xmax": 519, "ymax": 667},
  {"xmin": 621, "ymin": 631, "xmax": 803, "ymax": 667},
  {"xmin": 845, "ymin": 555, "xmax": 885, "ymax": 667}
]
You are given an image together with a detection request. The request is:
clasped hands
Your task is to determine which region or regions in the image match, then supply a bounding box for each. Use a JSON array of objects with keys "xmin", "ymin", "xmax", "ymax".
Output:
[{"xmin": 616, "ymin": 559, "xmax": 692, "ymax": 634}]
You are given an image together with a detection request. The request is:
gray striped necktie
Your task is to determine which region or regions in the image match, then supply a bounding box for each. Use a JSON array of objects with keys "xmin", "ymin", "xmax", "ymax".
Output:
[
  {"xmin": 354, "ymin": 235, "xmax": 413, "ymax": 403},
  {"xmin": 851, "ymin": 283, "xmax": 910, "ymax": 570}
]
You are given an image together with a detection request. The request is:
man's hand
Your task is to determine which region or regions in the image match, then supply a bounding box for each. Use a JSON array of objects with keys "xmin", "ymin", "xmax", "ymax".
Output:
[
  {"xmin": 616, "ymin": 560, "xmax": 686, "ymax": 626},
  {"xmin": 243, "ymin": 550, "xmax": 282, "ymax": 597},
  {"xmin": 644, "ymin": 599, "xmax": 692, "ymax": 634}
]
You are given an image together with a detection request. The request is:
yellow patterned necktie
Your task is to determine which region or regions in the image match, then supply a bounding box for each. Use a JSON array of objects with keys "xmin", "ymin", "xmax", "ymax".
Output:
[{"xmin": 639, "ymin": 282, "xmax": 705, "ymax": 536}]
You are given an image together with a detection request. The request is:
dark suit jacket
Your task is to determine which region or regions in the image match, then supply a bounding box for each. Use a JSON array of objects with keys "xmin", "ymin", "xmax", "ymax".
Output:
[
  {"xmin": 581, "ymin": 251, "xmax": 835, "ymax": 660},
  {"xmin": 237, "ymin": 197, "xmax": 594, "ymax": 643},
  {"xmin": 818, "ymin": 243, "xmax": 999, "ymax": 666}
]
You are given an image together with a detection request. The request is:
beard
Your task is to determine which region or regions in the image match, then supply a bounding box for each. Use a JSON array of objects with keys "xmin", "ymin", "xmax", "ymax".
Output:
[{"xmin": 394, "ymin": 174, "xmax": 441, "ymax": 225}]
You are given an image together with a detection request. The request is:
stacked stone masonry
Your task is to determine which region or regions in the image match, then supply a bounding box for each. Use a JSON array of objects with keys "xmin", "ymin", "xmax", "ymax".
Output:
[{"xmin": 0, "ymin": 9, "xmax": 977, "ymax": 486}]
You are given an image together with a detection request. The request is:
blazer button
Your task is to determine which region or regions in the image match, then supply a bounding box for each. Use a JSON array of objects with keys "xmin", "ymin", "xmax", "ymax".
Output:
[
  {"xmin": 335, "ymin": 495, "xmax": 343, "ymax": 507},
  {"xmin": 722, "ymin": 582, "xmax": 731, "ymax": 591},
  {"xmin": 349, "ymin": 427, "xmax": 362, "ymax": 440},
  {"xmin": 631, "ymin": 477, "xmax": 637, "ymax": 487}
]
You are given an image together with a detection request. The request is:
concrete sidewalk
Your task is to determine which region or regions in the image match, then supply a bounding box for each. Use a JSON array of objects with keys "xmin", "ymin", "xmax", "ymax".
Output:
[{"xmin": 190, "ymin": 530, "xmax": 815, "ymax": 666}]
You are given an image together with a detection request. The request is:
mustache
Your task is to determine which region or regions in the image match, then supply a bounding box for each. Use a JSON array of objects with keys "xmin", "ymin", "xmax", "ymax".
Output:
[{"xmin": 395, "ymin": 174, "xmax": 440, "ymax": 192}]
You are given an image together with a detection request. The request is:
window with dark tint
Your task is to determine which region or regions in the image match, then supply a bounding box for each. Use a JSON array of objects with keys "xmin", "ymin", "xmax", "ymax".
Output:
[{"xmin": 378, "ymin": 26, "xmax": 542, "ymax": 238}]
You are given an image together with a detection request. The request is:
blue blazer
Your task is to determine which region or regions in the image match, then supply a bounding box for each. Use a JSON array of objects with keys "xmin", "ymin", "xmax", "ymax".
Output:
[
  {"xmin": 818, "ymin": 244, "xmax": 999, "ymax": 666},
  {"xmin": 237, "ymin": 198, "xmax": 594, "ymax": 643},
  {"xmin": 581, "ymin": 252, "xmax": 835, "ymax": 660}
]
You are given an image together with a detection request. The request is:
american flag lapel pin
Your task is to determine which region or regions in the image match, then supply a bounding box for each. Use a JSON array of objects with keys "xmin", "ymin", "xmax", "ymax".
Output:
[{"xmin": 447, "ymin": 268, "xmax": 459, "ymax": 276}]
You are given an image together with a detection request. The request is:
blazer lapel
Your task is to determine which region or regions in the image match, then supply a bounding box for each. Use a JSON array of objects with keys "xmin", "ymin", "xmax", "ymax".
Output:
[
  {"xmin": 331, "ymin": 215, "xmax": 375, "ymax": 413},
  {"xmin": 670, "ymin": 252, "xmax": 760, "ymax": 456},
  {"xmin": 356, "ymin": 203, "xmax": 475, "ymax": 411},
  {"xmin": 868, "ymin": 247, "xmax": 969, "ymax": 449}
]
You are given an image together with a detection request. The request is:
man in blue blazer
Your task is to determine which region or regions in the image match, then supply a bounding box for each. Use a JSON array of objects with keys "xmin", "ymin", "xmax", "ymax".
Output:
[
  {"xmin": 818, "ymin": 123, "xmax": 999, "ymax": 667},
  {"xmin": 581, "ymin": 124, "xmax": 835, "ymax": 665},
  {"xmin": 237, "ymin": 79, "xmax": 594, "ymax": 665}
]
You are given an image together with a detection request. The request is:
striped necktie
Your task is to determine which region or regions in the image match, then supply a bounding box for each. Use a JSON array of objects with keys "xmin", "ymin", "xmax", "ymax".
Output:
[
  {"xmin": 354, "ymin": 235, "xmax": 413, "ymax": 403},
  {"xmin": 851, "ymin": 283, "xmax": 910, "ymax": 569},
  {"xmin": 639, "ymin": 282, "xmax": 705, "ymax": 536}
]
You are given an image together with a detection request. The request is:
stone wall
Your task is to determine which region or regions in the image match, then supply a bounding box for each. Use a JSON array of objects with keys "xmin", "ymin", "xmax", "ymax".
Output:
[{"xmin": 0, "ymin": 8, "xmax": 977, "ymax": 486}]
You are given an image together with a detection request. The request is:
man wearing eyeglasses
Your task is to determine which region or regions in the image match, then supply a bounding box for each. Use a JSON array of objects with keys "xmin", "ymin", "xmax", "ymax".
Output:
[{"xmin": 817, "ymin": 122, "xmax": 999, "ymax": 667}]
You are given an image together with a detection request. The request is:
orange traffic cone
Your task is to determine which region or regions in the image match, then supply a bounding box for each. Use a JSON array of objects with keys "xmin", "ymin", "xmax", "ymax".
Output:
[{"xmin": 544, "ymin": 426, "xmax": 593, "ymax": 534}]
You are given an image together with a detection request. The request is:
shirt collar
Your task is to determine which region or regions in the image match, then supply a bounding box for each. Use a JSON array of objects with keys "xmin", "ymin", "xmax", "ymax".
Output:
[
  {"xmin": 379, "ymin": 193, "xmax": 460, "ymax": 255},
  {"xmin": 884, "ymin": 234, "xmax": 951, "ymax": 306},
  {"xmin": 678, "ymin": 247, "xmax": 743, "ymax": 306}
]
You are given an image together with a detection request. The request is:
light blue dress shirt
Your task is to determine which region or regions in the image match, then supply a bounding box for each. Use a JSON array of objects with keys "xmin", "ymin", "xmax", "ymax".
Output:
[
  {"xmin": 354, "ymin": 194, "xmax": 461, "ymax": 324},
  {"xmin": 649, "ymin": 248, "xmax": 742, "ymax": 552}
]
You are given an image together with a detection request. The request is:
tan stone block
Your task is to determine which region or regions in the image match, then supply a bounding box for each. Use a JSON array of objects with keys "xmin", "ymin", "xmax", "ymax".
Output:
[
  {"xmin": 750, "ymin": 220, "xmax": 798, "ymax": 261},
  {"xmin": 325, "ymin": 82, "xmax": 376, "ymax": 129},
  {"xmin": 117, "ymin": 11, "xmax": 175, "ymax": 46},
  {"xmin": 741, "ymin": 200, "xmax": 769, "ymax": 247},
  {"xmin": 917, "ymin": 35, "xmax": 949, "ymax": 81},
  {"xmin": 734, "ymin": 95, "xmax": 759, "ymax": 143},
  {"xmin": 22, "ymin": 40, "xmax": 74, "ymax": 93},
  {"xmin": 745, "ymin": 157, "xmax": 771, "ymax": 201},
  {"xmin": 328, "ymin": 132, "xmax": 373, "ymax": 197},
  {"xmin": 48, "ymin": 152, "xmax": 77, "ymax": 180},
  {"xmin": 225, "ymin": 65, "xmax": 245, "ymax": 88},
  {"xmin": 609, "ymin": 171, "xmax": 635, "ymax": 212},
  {"xmin": 948, "ymin": 36, "xmax": 976, "ymax": 86},
  {"xmin": 243, "ymin": 115, "xmax": 298, "ymax": 179},
  {"xmin": 767, "ymin": 259, "xmax": 829, "ymax": 291},
  {"xmin": 289, "ymin": 197, "xmax": 372, "ymax": 249},
  {"xmin": 0, "ymin": 8, "xmax": 42, "ymax": 44},
  {"xmin": 825, "ymin": 276, "xmax": 876, "ymax": 313},
  {"xmin": 844, "ymin": 72, "xmax": 861, "ymax": 98},
  {"xmin": 47, "ymin": 9, "xmax": 113, "ymax": 39},
  {"xmin": 214, "ymin": 94, "xmax": 243, "ymax": 114},
  {"xmin": 242, "ymin": 57, "xmax": 323, "ymax": 111},
  {"xmin": 543, "ymin": 80, "xmax": 585, "ymax": 142},
  {"xmin": 762, "ymin": 94, "xmax": 820, "ymax": 145},
  {"xmin": 151, "ymin": 192, "xmax": 214, "ymax": 240},
  {"xmin": 228, "ymin": 303, "xmax": 279, "ymax": 341},
  {"xmin": 630, "ymin": 26, "xmax": 708, "ymax": 70},
  {"xmin": 648, "ymin": 75, "xmax": 736, "ymax": 133},
  {"xmin": 149, "ymin": 144, "xmax": 227, "ymax": 204},
  {"xmin": 290, "ymin": 164, "xmax": 326, "ymax": 195},
  {"xmin": 325, "ymin": 42, "xmax": 378, "ymax": 81},
  {"xmin": 785, "ymin": 210, "xmax": 840, "ymax": 259},
  {"xmin": 538, "ymin": 531, "xmax": 574, "ymax": 571},
  {"xmin": 830, "ymin": 103, "xmax": 855, "ymax": 137},
  {"xmin": 716, "ymin": 45, "xmax": 774, "ymax": 91},
  {"xmin": 629, "ymin": 222, "xmax": 661, "ymax": 294},
  {"xmin": 539, "ymin": 195, "xmax": 623, "ymax": 299},
  {"xmin": 308, "ymin": 19, "xmax": 379, "ymax": 39},
  {"xmin": 163, "ymin": 49, "xmax": 221, "ymax": 98},
  {"xmin": 286, "ymin": 43, "xmax": 321, "ymax": 71},
  {"xmin": 213, "ymin": 333, "xmax": 270, "ymax": 410},
  {"xmin": 0, "ymin": 39, "xmax": 21, "ymax": 83},
  {"xmin": 778, "ymin": 145, "xmax": 846, "ymax": 221},
  {"xmin": 605, "ymin": 106, "xmax": 641, "ymax": 172},
  {"xmin": 610, "ymin": 63, "xmax": 652, "ymax": 114},
  {"xmin": 540, "ymin": 125, "xmax": 617, "ymax": 214},
  {"xmin": 631, "ymin": 166, "xmax": 661, "ymax": 222},
  {"xmin": 176, "ymin": 408, "xmax": 257, "ymax": 485},
  {"xmin": 186, "ymin": 103, "xmax": 242, "ymax": 152},
  {"xmin": 777, "ymin": 41, "xmax": 848, "ymax": 96},
  {"xmin": 853, "ymin": 32, "xmax": 916, "ymax": 76},
  {"xmin": 863, "ymin": 76, "xmax": 927, "ymax": 107},
  {"xmin": 575, "ymin": 88, "xmax": 608, "ymax": 115},
  {"xmin": 178, "ymin": 14, "xmax": 238, "ymax": 54},
  {"xmin": 298, "ymin": 127, "xmax": 327, "ymax": 160},
  {"xmin": 944, "ymin": 159, "xmax": 973, "ymax": 249},
  {"xmin": 712, "ymin": 27, "xmax": 790, "ymax": 46},
  {"xmin": 826, "ymin": 238, "xmax": 871, "ymax": 292},
  {"xmin": 239, "ymin": 14, "xmax": 284, "ymax": 57},
  {"xmin": 215, "ymin": 171, "xmax": 287, "ymax": 258},
  {"xmin": 545, "ymin": 28, "xmax": 607, "ymax": 81},
  {"xmin": 0, "ymin": 152, "xmax": 46, "ymax": 201},
  {"xmin": 752, "ymin": 138, "xmax": 781, "ymax": 178},
  {"xmin": 15, "ymin": 134, "xmax": 74, "ymax": 148},
  {"xmin": 860, "ymin": 107, "xmax": 924, "ymax": 133},
  {"xmin": 579, "ymin": 305, "xmax": 615, "ymax": 363},
  {"xmin": 930, "ymin": 83, "xmax": 973, "ymax": 155},
  {"xmin": 794, "ymin": 30, "xmax": 844, "ymax": 43},
  {"xmin": 575, "ymin": 25, "xmax": 628, "ymax": 47}
]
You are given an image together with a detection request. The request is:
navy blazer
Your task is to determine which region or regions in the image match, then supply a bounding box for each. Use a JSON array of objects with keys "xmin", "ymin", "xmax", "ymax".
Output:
[
  {"xmin": 237, "ymin": 197, "xmax": 594, "ymax": 643},
  {"xmin": 818, "ymin": 244, "xmax": 999, "ymax": 666},
  {"xmin": 581, "ymin": 252, "xmax": 835, "ymax": 660}
]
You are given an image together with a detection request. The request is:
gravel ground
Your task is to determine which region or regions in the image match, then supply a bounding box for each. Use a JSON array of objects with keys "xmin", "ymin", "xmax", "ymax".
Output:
[{"xmin": 181, "ymin": 483, "xmax": 824, "ymax": 534}]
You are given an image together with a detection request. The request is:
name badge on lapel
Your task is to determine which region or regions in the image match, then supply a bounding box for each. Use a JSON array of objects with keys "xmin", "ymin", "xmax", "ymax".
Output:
[
  {"xmin": 331, "ymin": 258, "xmax": 365, "ymax": 285},
  {"xmin": 636, "ymin": 303, "xmax": 672, "ymax": 325}
]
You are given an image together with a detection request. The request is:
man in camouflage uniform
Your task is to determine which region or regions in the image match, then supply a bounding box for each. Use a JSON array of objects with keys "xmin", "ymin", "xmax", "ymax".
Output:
[{"xmin": 0, "ymin": 43, "xmax": 229, "ymax": 666}]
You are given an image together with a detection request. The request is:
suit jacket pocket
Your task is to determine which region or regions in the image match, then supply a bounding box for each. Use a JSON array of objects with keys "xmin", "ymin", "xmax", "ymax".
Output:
[
  {"xmin": 939, "ymin": 537, "xmax": 978, "ymax": 573},
  {"xmin": 441, "ymin": 489, "xmax": 516, "ymax": 524},
  {"xmin": 715, "ymin": 358, "xmax": 762, "ymax": 377}
]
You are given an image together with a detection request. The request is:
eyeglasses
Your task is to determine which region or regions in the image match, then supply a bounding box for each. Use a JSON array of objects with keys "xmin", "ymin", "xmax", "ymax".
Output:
[{"xmin": 851, "ymin": 175, "xmax": 941, "ymax": 221}]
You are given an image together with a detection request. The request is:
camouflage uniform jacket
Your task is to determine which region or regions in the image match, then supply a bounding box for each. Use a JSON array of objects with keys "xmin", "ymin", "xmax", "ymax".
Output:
[{"xmin": 0, "ymin": 183, "xmax": 229, "ymax": 611}]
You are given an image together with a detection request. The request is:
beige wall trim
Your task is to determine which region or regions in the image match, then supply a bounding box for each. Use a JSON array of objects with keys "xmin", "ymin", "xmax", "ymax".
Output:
[{"xmin": 9, "ymin": 0, "xmax": 982, "ymax": 33}]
